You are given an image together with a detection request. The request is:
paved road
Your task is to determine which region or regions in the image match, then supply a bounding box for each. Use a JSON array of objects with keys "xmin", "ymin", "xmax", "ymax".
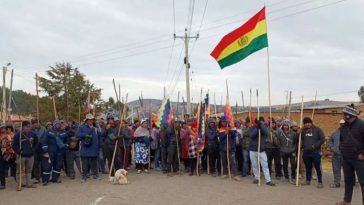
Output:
[{"xmin": 0, "ymin": 170, "xmax": 361, "ymax": 205}]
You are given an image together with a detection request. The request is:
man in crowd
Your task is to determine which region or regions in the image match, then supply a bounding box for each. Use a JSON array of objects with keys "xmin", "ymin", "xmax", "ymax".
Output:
[
  {"xmin": 12, "ymin": 121, "xmax": 38, "ymax": 191},
  {"xmin": 301, "ymin": 117, "xmax": 325, "ymax": 188},
  {"xmin": 266, "ymin": 118, "xmax": 283, "ymax": 180},
  {"xmin": 165, "ymin": 120, "xmax": 179, "ymax": 176},
  {"xmin": 31, "ymin": 119, "xmax": 46, "ymax": 184},
  {"xmin": 249, "ymin": 117, "xmax": 275, "ymax": 186},
  {"xmin": 336, "ymin": 105, "xmax": 364, "ymax": 205},
  {"xmin": 206, "ymin": 118, "xmax": 219, "ymax": 177},
  {"xmin": 329, "ymin": 119, "xmax": 345, "ymax": 188},
  {"xmin": 65, "ymin": 122, "xmax": 81, "ymax": 179}
]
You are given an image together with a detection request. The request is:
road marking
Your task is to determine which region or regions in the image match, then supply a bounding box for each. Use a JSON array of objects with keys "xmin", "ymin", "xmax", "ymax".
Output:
[{"xmin": 91, "ymin": 196, "xmax": 105, "ymax": 205}]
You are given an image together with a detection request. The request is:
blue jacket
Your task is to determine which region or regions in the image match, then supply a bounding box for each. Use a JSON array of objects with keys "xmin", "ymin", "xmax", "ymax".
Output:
[
  {"xmin": 329, "ymin": 128, "xmax": 341, "ymax": 154},
  {"xmin": 12, "ymin": 130, "xmax": 38, "ymax": 157},
  {"xmin": 248, "ymin": 125, "xmax": 269, "ymax": 152},
  {"xmin": 76, "ymin": 124, "xmax": 101, "ymax": 157},
  {"xmin": 217, "ymin": 129, "xmax": 237, "ymax": 152},
  {"xmin": 206, "ymin": 127, "xmax": 219, "ymax": 148},
  {"xmin": 42, "ymin": 129, "xmax": 70, "ymax": 153}
]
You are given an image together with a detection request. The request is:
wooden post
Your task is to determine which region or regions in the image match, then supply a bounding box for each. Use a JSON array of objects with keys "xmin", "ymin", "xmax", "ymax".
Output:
[
  {"xmin": 35, "ymin": 73, "xmax": 40, "ymax": 122},
  {"xmin": 241, "ymin": 90, "xmax": 245, "ymax": 113},
  {"xmin": 7, "ymin": 69, "xmax": 13, "ymax": 121},
  {"xmin": 175, "ymin": 91, "xmax": 181, "ymax": 175},
  {"xmin": 311, "ymin": 91, "xmax": 318, "ymax": 120},
  {"xmin": 226, "ymin": 80, "xmax": 231, "ymax": 180},
  {"xmin": 287, "ymin": 91, "xmax": 292, "ymax": 120},
  {"xmin": 296, "ymin": 96, "xmax": 304, "ymax": 186},
  {"xmin": 257, "ymin": 89, "xmax": 261, "ymax": 186},
  {"xmin": 17, "ymin": 121, "xmax": 23, "ymax": 191},
  {"xmin": 52, "ymin": 96, "xmax": 58, "ymax": 119},
  {"xmin": 2, "ymin": 67, "xmax": 7, "ymax": 123}
]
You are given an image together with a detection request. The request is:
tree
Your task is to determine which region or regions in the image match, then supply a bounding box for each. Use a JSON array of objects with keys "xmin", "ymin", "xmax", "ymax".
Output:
[
  {"xmin": 39, "ymin": 62, "xmax": 102, "ymax": 122},
  {"xmin": 359, "ymin": 86, "xmax": 364, "ymax": 103}
]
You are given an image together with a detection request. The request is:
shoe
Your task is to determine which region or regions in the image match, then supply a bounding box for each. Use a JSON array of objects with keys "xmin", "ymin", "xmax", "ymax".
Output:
[
  {"xmin": 42, "ymin": 181, "xmax": 48, "ymax": 186},
  {"xmin": 301, "ymin": 181, "xmax": 311, "ymax": 186},
  {"xmin": 276, "ymin": 176, "xmax": 281, "ymax": 180},
  {"xmin": 266, "ymin": 181, "xmax": 276, "ymax": 186},
  {"xmin": 33, "ymin": 179, "xmax": 40, "ymax": 184},
  {"xmin": 0, "ymin": 185, "xmax": 5, "ymax": 189},
  {"xmin": 102, "ymin": 171, "xmax": 108, "ymax": 175},
  {"xmin": 70, "ymin": 175, "xmax": 76, "ymax": 180},
  {"xmin": 17, "ymin": 187, "xmax": 22, "ymax": 191},
  {"xmin": 26, "ymin": 184, "xmax": 37, "ymax": 188},
  {"xmin": 335, "ymin": 201, "xmax": 351, "ymax": 205},
  {"xmin": 52, "ymin": 180, "xmax": 62, "ymax": 183},
  {"xmin": 317, "ymin": 183, "xmax": 324, "ymax": 188},
  {"xmin": 212, "ymin": 173, "xmax": 218, "ymax": 177},
  {"xmin": 167, "ymin": 173, "xmax": 174, "ymax": 177},
  {"xmin": 241, "ymin": 174, "xmax": 247, "ymax": 177},
  {"xmin": 93, "ymin": 175, "xmax": 101, "ymax": 180},
  {"xmin": 144, "ymin": 169, "xmax": 149, "ymax": 174},
  {"xmin": 233, "ymin": 176, "xmax": 241, "ymax": 181},
  {"xmin": 312, "ymin": 176, "xmax": 317, "ymax": 180},
  {"xmin": 189, "ymin": 172, "xmax": 193, "ymax": 176},
  {"xmin": 330, "ymin": 183, "xmax": 340, "ymax": 188},
  {"xmin": 253, "ymin": 179, "xmax": 259, "ymax": 184},
  {"xmin": 221, "ymin": 175, "xmax": 228, "ymax": 179},
  {"xmin": 80, "ymin": 178, "xmax": 86, "ymax": 183},
  {"xmin": 137, "ymin": 170, "xmax": 142, "ymax": 174}
]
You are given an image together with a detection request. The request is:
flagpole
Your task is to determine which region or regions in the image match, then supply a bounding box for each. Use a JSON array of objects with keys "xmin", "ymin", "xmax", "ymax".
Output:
[
  {"xmin": 213, "ymin": 92, "xmax": 217, "ymax": 121},
  {"xmin": 311, "ymin": 91, "xmax": 318, "ymax": 120},
  {"xmin": 225, "ymin": 80, "xmax": 231, "ymax": 180},
  {"xmin": 257, "ymin": 89, "xmax": 261, "ymax": 186},
  {"xmin": 241, "ymin": 90, "xmax": 245, "ymax": 113},
  {"xmin": 175, "ymin": 91, "xmax": 181, "ymax": 175},
  {"xmin": 296, "ymin": 96, "xmax": 304, "ymax": 186}
]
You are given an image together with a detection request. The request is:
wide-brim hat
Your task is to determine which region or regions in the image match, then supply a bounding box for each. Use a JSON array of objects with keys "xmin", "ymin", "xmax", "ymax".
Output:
[{"xmin": 85, "ymin": 113, "xmax": 95, "ymax": 121}]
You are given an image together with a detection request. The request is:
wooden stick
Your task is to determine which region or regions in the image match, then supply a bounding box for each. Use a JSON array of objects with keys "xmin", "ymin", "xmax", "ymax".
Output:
[
  {"xmin": 296, "ymin": 96, "xmax": 304, "ymax": 186},
  {"xmin": 266, "ymin": 48, "xmax": 273, "ymax": 147},
  {"xmin": 17, "ymin": 121, "xmax": 23, "ymax": 191},
  {"xmin": 257, "ymin": 89, "xmax": 261, "ymax": 186},
  {"xmin": 311, "ymin": 91, "xmax": 318, "ymax": 120},
  {"xmin": 226, "ymin": 80, "xmax": 231, "ymax": 180},
  {"xmin": 52, "ymin": 96, "xmax": 58, "ymax": 119},
  {"xmin": 287, "ymin": 91, "xmax": 292, "ymax": 120},
  {"xmin": 241, "ymin": 90, "xmax": 245, "ymax": 113},
  {"xmin": 175, "ymin": 92, "xmax": 181, "ymax": 175},
  {"xmin": 213, "ymin": 92, "xmax": 217, "ymax": 120}
]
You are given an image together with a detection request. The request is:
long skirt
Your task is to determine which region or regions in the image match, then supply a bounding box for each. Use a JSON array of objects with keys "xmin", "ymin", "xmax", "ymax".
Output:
[{"xmin": 135, "ymin": 142, "xmax": 148, "ymax": 165}]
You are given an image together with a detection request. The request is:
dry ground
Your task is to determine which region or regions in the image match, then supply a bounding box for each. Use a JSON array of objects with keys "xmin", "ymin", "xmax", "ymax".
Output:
[{"xmin": 0, "ymin": 169, "xmax": 362, "ymax": 205}]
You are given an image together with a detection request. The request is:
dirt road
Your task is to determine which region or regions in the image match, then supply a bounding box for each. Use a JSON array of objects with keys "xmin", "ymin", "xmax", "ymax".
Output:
[{"xmin": 0, "ymin": 170, "xmax": 361, "ymax": 205}]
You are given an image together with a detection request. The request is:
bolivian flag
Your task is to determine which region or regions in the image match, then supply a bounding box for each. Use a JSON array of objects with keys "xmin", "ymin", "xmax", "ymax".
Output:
[{"xmin": 211, "ymin": 7, "xmax": 268, "ymax": 69}]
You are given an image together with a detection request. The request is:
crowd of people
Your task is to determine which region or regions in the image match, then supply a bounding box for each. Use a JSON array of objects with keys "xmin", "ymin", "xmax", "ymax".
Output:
[{"xmin": 0, "ymin": 104, "xmax": 363, "ymax": 205}]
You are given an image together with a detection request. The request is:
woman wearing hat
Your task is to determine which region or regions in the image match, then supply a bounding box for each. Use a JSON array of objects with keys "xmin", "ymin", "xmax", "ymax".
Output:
[{"xmin": 133, "ymin": 119, "xmax": 150, "ymax": 174}]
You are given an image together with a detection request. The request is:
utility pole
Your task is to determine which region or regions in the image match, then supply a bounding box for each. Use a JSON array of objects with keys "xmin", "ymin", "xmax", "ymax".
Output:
[
  {"xmin": 2, "ymin": 63, "xmax": 10, "ymax": 123},
  {"xmin": 35, "ymin": 73, "xmax": 40, "ymax": 122},
  {"xmin": 8, "ymin": 69, "xmax": 14, "ymax": 121},
  {"xmin": 174, "ymin": 28, "xmax": 199, "ymax": 115}
]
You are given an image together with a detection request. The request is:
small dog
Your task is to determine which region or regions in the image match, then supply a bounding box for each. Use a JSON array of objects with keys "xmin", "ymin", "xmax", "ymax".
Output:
[{"xmin": 109, "ymin": 169, "xmax": 128, "ymax": 185}]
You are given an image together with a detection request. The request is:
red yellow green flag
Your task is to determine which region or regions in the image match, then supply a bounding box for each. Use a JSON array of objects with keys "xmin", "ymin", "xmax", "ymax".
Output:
[{"xmin": 210, "ymin": 7, "xmax": 268, "ymax": 69}]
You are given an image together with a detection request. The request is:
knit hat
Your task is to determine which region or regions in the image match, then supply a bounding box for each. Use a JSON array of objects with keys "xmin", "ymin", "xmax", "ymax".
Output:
[
  {"xmin": 220, "ymin": 116, "xmax": 227, "ymax": 122},
  {"xmin": 53, "ymin": 120, "xmax": 61, "ymax": 127},
  {"xmin": 281, "ymin": 119, "xmax": 291, "ymax": 127},
  {"xmin": 22, "ymin": 121, "xmax": 31, "ymax": 127},
  {"xmin": 303, "ymin": 117, "xmax": 312, "ymax": 124},
  {"xmin": 291, "ymin": 121, "xmax": 298, "ymax": 127},
  {"xmin": 342, "ymin": 104, "xmax": 358, "ymax": 117},
  {"xmin": 207, "ymin": 117, "xmax": 215, "ymax": 124}
]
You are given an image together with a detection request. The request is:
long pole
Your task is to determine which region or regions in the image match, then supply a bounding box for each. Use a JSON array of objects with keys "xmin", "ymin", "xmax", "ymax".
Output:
[
  {"xmin": 78, "ymin": 102, "xmax": 81, "ymax": 124},
  {"xmin": 35, "ymin": 73, "xmax": 39, "ymax": 122},
  {"xmin": 175, "ymin": 92, "xmax": 181, "ymax": 175},
  {"xmin": 52, "ymin": 96, "xmax": 58, "ymax": 119},
  {"xmin": 266, "ymin": 47, "xmax": 273, "ymax": 146},
  {"xmin": 241, "ymin": 90, "xmax": 245, "ymax": 113},
  {"xmin": 287, "ymin": 91, "xmax": 292, "ymax": 119},
  {"xmin": 213, "ymin": 92, "xmax": 217, "ymax": 120},
  {"xmin": 311, "ymin": 91, "xmax": 318, "ymax": 120},
  {"xmin": 17, "ymin": 121, "xmax": 23, "ymax": 191},
  {"xmin": 226, "ymin": 80, "xmax": 231, "ymax": 180},
  {"xmin": 296, "ymin": 96, "xmax": 305, "ymax": 186},
  {"xmin": 8, "ymin": 69, "xmax": 14, "ymax": 121},
  {"xmin": 257, "ymin": 89, "xmax": 261, "ymax": 186},
  {"xmin": 2, "ymin": 67, "xmax": 7, "ymax": 123}
]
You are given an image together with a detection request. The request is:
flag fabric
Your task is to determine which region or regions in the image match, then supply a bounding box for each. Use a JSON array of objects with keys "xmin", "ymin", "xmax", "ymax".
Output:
[
  {"xmin": 205, "ymin": 93, "xmax": 210, "ymax": 115},
  {"xmin": 224, "ymin": 97, "xmax": 235, "ymax": 128},
  {"xmin": 154, "ymin": 98, "xmax": 173, "ymax": 128},
  {"xmin": 83, "ymin": 91, "xmax": 91, "ymax": 113},
  {"xmin": 210, "ymin": 7, "xmax": 268, "ymax": 69},
  {"xmin": 196, "ymin": 94, "xmax": 208, "ymax": 153}
]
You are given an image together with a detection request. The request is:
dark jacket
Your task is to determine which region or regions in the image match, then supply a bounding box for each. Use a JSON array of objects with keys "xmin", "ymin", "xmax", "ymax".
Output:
[
  {"xmin": 340, "ymin": 118, "xmax": 364, "ymax": 158},
  {"xmin": 217, "ymin": 129, "xmax": 237, "ymax": 152},
  {"xmin": 76, "ymin": 124, "xmax": 101, "ymax": 157},
  {"xmin": 266, "ymin": 127, "xmax": 282, "ymax": 149},
  {"xmin": 248, "ymin": 125, "xmax": 269, "ymax": 152},
  {"xmin": 277, "ymin": 129, "xmax": 297, "ymax": 154},
  {"xmin": 66, "ymin": 129, "xmax": 80, "ymax": 151},
  {"xmin": 301, "ymin": 126, "xmax": 325, "ymax": 152},
  {"xmin": 12, "ymin": 130, "xmax": 38, "ymax": 157},
  {"xmin": 206, "ymin": 127, "xmax": 218, "ymax": 148},
  {"xmin": 42, "ymin": 129, "xmax": 69, "ymax": 153},
  {"xmin": 241, "ymin": 126, "xmax": 250, "ymax": 150},
  {"xmin": 159, "ymin": 125, "xmax": 168, "ymax": 147},
  {"xmin": 166, "ymin": 124, "xmax": 177, "ymax": 146},
  {"xmin": 328, "ymin": 128, "xmax": 341, "ymax": 155}
]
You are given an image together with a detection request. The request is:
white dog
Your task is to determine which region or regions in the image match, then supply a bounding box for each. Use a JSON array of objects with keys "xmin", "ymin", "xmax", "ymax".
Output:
[{"xmin": 109, "ymin": 169, "xmax": 129, "ymax": 185}]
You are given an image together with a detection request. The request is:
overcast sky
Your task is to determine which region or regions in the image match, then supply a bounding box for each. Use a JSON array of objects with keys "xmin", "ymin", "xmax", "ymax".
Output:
[{"xmin": 1, "ymin": 0, "xmax": 363, "ymax": 106}]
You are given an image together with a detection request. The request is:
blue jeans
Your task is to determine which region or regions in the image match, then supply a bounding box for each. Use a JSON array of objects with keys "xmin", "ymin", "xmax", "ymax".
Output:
[
  {"xmin": 154, "ymin": 148, "xmax": 160, "ymax": 169},
  {"xmin": 98, "ymin": 149, "xmax": 106, "ymax": 172},
  {"xmin": 249, "ymin": 151, "xmax": 271, "ymax": 183},
  {"xmin": 242, "ymin": 149, "xmax": 249, "ymax": 176}
]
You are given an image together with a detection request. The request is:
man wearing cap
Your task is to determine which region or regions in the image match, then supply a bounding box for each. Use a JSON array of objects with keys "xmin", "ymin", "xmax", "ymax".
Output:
[
  {"xmin": 12, "ymin": 121, "xmax": 38, "ymax": 190},
  {"xmin": 266, "ymin": 118, "xmax": 283, "ymax": 180},
  {"xmin": 241, "ymin": 117, "xmax": 251, "ymax": 177},
  {"xmin": 76, "ymin": 114, "xmax": 101, "ymax": 182},
  {"xmin": 336, "ymin": 104, "xmax": 364, "ymax": 205},
  {"xmin": 206, "ymin": 117, "xmax": 219, "ymax": 177},
  {"xmin": 31, "ymin": 119, "xmax": 46, "ymax": 184},
  {"xmin": 328, "ymin": 119, "xmax": 345, "ymax": 188},
  {"xmin": 249, "ymin": 117, "xmax": 275, "ymax": 186},
  {"xmin": 300, "ymin": 117, "xmax": 325, "ymax": 188},
  {"xmin": 217, "ymin": 117, "xmax": 240, "ymax": 181},
  {"xmin": 65, "ymin": 122, "xmax": 81, "ymax": 179},
  {"xmin": 41, "ymin": 120, "xmax": 70, "ymax": 185}
]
